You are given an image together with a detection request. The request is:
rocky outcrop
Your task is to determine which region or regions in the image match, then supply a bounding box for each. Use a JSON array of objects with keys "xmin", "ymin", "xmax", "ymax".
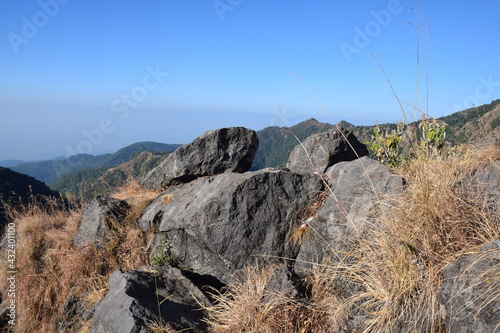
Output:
[
  {"xmin": 141, "ymin": 127, "xmax": 259, "ymax": 190},
  {"xmin": 139, "ymin": 169, "xmax": 323, "ymax": 284},
  {"xmin": 91, "ymin": 266, "xmax": 211, "ymax": 333},
  {"xmin": 286, "ymin": 128, "xmax": 368, "ymax": 175},
  {"xmin": 73, "ymin": 196, "xmax": 129, "ymax": 248},
  {"xmin": 439, "ymin": 239, "xmax": 500, "ymax": 333},
  {"xmin": 295, "ymin": 156, "xmax": 404, "ymax": 273}
]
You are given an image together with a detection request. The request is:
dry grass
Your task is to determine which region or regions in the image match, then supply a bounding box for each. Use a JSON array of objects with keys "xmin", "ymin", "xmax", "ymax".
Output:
[
  {"xmin": 146, "ymin": 320, "xmax": 177, "ymax": 333},
  {"xmin": 204, "ymin": 265, "xmax": 337, "ymax": 333},
  {"xmin": 0, "ymin": 198, "xmax": 106, "ymax": 332},
  {"xmin": 0, "ymin": 179, "xmax": 160, "ymax": 332}
]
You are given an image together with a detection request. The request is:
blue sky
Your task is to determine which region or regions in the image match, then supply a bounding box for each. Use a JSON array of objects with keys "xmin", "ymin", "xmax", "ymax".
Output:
[{"xmin": 1, "ymin": 1, "xmax": 499, "ymax": 161}]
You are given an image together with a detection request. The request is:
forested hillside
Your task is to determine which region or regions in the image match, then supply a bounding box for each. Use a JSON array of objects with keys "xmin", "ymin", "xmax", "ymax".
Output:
[
  {"xmin": 51, "ymin": 151, "xmax": 169, "ymax": 201},
  {"xmin": 251, "ymin": 118, "xmax": 334, "ymax": 170}
]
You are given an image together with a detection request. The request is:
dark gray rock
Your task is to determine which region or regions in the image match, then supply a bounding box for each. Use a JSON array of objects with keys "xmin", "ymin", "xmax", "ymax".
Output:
[
  {"xmin": 73, "ymin": 196, "xmax": 129, "ymax": 248},
  {"xmin": 141, "ymin": 127, "xmax": 259, "ymax": 190},
  {"xmin": 286, "ymin": 128, "xmax": 368, "ymax": 175},
  {"xmin": 91, "ymin": 266, "xmax": 210, "ymax": 333},
  {"xmin": 439, "ymin": 239, "xmax": 500, "ymax": 333},
  {"xmin": 139, "ymin": 169, "xmax": 323, "ymax": 284},
  {"xmin": 263, "ymin": 265, "xmax": 307, "ymax": 300},
  {"xmin": 469, "ymin": 160, "xmax": 500, "ymax": 212},
  {"xmin": 295, "ymin": 157, "xmax": 404, "ymax": 273},
  {"xmin": 57, "ymin": 294, "xmax": 95, "ymax": 333}
]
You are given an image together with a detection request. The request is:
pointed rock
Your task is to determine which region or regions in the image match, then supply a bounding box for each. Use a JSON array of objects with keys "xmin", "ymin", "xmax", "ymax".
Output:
[
  {"xmin": 73, "ymin": 196, "xmax": 129, "ymax": 249},
  {"xmin": 141, "ymin": 127, "xmax": 258, "ymax": 190},
  {"xmin": 286, "ymin": 127, "xmax": 368, "ymax": 175}
]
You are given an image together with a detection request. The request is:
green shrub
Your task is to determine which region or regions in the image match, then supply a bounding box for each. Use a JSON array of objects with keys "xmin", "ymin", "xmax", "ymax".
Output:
[
  {"xmin": 150, "ymin": 237, "xmax": 180, "ymax": 267},
  {"xmin": 366, "ymin": 121, "xmax": 405, "ymax": 167},
  {"xmin": 367, "ymin": 117, "xmax": 448, "ymax": 167}
]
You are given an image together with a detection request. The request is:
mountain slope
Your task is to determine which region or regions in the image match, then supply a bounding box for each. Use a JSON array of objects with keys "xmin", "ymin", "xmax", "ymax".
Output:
[
  {"xmin": 440, "ymin": 99, "xmax": 500, "ymax": 143},
  {"xmin": 12, "ymin": 142, "xmax": 182, "ymax": 185},
  {"xmin": 13, "ymin": 154, "xmax": 110, "ymax": 186}
]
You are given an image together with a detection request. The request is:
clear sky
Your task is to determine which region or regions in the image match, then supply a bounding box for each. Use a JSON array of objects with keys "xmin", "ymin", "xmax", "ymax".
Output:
[{"xmin": 1, "ymin": 0, "xmax": 499, "ymax": 161}]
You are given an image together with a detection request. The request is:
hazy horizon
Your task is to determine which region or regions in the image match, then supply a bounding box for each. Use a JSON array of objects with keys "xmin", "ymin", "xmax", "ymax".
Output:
[
  {"xmin": 2, "ymin": 1, "xmax": 499, "ymax": 161},
  {"xmin": 0, "ymin": 115, "xmax": 338, "ymax": 162}
]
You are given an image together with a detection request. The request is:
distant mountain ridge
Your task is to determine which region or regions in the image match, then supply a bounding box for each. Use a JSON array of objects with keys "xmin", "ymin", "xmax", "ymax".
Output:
[
  {"xmin": 251, "ymin": 118, "xmax": 335, "ymax": 170},
  {"xmin": 51, "ymin": 151, "xmax": 170, "ymax": 201},
  {"xmin": 11, "ymin": 142, "xmax": 182, "ymax": 185},
  {"xmin": 440, "ymin": 99, "xmax": 500, "ymax": 142},
  {"xmin": 0, "ymin": 160, "xmax": 31, "ymax": 168},
  {"xmin": 0, "ymin": 157, "xmax": 67, "ymax": 168}
]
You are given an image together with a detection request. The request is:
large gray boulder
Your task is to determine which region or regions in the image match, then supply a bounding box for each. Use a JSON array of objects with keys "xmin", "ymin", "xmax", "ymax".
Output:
[
  {"xmin": 295, "ymin": 157, "xmax": 404, "ymax": 273},
  {"xmin": 286, "ymin": 128, "xmax": 368, "ymax": 175},
  {"xmin": 141, "ymin": 127, "xmax": 259, "ymax": 190},
  {"xmin": 139, "ymin": 169, "xmax": 323, "ymax": 284},
  {"xmin": 73, "ymin": 196, "xmax": 129, "ymax": 248},
  {"xmin": 91, "ymin": 266, "xmax": 210, "ymax": 333},
  {"xmin": 439, "ymin": 239, "xmax": 500, "ymax": 333}
]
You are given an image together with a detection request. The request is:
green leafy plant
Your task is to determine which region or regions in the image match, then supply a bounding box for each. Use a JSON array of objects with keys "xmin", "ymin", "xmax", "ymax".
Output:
[
  {"xmin": 419, "ymin": 115, "xmax": 446, "ymax": 150},
  {"xmin": 366, "ymin": 121, "xmax": 405, "ymax": 167},
  {"xmin": 150, "ymin": 237, "xmax": 180, "ymax": 267},
  {"xmin": 367, "ymin": 116, "xmax": 449, "ymax": 167}
]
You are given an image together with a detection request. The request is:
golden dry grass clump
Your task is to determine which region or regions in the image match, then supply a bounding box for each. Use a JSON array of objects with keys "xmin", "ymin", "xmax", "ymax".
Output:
[
  {"xmin": 204, "ymin": 265, "xmax": 338, "ymax": 333},
  {"xmin": 0, "ymin": 199, "xmax": 102, "ymax": 332},
  {"xmin": 0, "ymin": 180, "xmax": 161, "ymax": 333}
]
